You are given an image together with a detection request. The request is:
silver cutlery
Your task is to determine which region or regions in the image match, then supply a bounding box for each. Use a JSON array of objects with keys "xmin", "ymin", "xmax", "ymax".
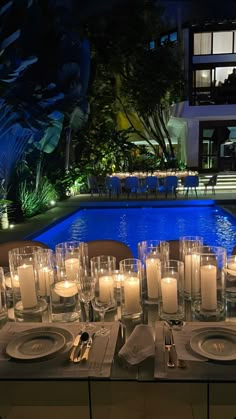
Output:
[
  {"xmin": 70, "ymin": 331, "xmax": 83, "ymax": 361},
  {"xmin": 73, "ymin": 331, "xmax": 90, "ymax": 363},
  {"xmin": 164, "ymin": 334, "xmax": 175, "ymax": 368},
  {"xmin": 164, "ymin": 321, "xmax": 187, "ymax": 369},
  {"xmin": 81, "ymin": 333, "xmax": 95, "ymax": 361}
]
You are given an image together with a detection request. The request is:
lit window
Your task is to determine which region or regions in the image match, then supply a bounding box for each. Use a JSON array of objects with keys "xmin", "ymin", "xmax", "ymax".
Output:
[
  {"xmin": 213, "ymin": 31, "xmax": 232, "ymax": 54},
  {"xmin": 149, "ymin": 40, "xmax": 155, "ymax": 50},
  {"xmin": 161, "ymin": 35, "xmax": 168, "ymax": 45},
  {"xmin": 169, "ymin": 32, "xmax": 177, "ymax": 42},
  {"xmin": 194, "ymin": 33, "xmax": 211, "ymax": 55},
  {"xmin": 195, "ymin": 70, "xmax": 211, "ymax": 87}
]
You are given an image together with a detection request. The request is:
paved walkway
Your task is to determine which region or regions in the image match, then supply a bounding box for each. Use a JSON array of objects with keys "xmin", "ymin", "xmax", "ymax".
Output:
[{"xmin": 0, "ymin": 191, "xmax": 235, "ymax": 244}]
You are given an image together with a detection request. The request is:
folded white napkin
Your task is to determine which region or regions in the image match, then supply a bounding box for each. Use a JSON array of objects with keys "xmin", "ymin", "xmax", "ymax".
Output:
[{"xmin": 118, "ymin": 324, "xmax": 155, "ymax": 365}]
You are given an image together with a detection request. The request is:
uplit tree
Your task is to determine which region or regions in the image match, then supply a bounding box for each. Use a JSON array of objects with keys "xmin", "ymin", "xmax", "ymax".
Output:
[{"xmin": 86, "ymin": 0, "xmax": 184, "ymax": 167}]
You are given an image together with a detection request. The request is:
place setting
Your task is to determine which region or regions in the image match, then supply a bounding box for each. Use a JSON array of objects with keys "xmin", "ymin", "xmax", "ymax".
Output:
[{"xmin": 0, "ymin": 320, "xmax": 120, "ymax": 379}]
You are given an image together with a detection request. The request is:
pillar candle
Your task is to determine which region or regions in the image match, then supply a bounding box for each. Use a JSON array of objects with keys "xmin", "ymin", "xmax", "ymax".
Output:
[
  {"xmin": 38, "ymin": 267, "xmax": 53, "ymax": 296},
  {"xmin": 99, "ymin": 275, "xmax": 114, "ymax": 302},
  {"xmin": 201, "ymin": 264, "xmax": 217, "ymax": 310},
  {"xmin": 124, "ymin": 276, "xmax": 140, "ymax": 314},
  {"xmin": 17, "ymin": 264, "xmax": 37, "ymax": 308},
  {"xmin": 54, "ymin": 280, "xmax": 78, "ymax": 298},
  {"xmin": 184, "ymin": 254, "xmax": 192, "ymax": 294},
  {"xmin": 65, "ymin": 257, "xmax": 80, "ymax": 280},
  {"xmin": 192, "ymin": 253, "xmax": 200, "ymax": 294},
  {"xmin": 146, "ymin": 257, "xmax": 160, "ymax": 299},
  {"xmin": 161, "ymin": 277, "xmax": 178, "ymax": 314}
]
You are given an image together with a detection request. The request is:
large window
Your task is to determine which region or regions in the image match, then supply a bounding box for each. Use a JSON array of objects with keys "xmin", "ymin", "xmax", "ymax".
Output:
[
  {"xmin": 194, "ymin": 33, "xmax": 211, "ymax": 55},
  {"xmin": 195, "ymin": 69, "xmax": 211, "ymax": 87},
  {"xmin": 194, "ymin": 31, "xmax": 235, "ymax": 55}
]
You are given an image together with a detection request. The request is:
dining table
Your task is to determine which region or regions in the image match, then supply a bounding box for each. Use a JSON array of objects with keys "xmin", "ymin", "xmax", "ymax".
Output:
[{"xmin": 0, "ymin": 300, "xmax": 236, "ymax": 419}]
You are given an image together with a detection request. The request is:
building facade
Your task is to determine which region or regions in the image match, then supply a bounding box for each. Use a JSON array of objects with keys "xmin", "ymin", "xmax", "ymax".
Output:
[{"xmin": 164, "ymin": 1, "xmax": 236, "ymax": 172}]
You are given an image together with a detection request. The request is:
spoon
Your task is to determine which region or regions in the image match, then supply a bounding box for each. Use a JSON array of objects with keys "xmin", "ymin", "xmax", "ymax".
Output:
[{"xmin": 73, "ymin": 331, "xmax": 89, "ymax": 363}]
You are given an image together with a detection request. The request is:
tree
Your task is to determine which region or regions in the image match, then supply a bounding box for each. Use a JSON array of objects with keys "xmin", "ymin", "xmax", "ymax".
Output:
[{"xmin": 86, "ymin": 0, "xmax": 184, "ymax": 167}]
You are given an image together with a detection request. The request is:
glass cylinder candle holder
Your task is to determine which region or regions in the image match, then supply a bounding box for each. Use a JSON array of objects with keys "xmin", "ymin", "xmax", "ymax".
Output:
[
  {"xmin": 179, "ymin": 236, "xmax": 203, "ymax": 300},
  {"xmin": 35, "ymin": 249, "xmax": 55, "ymax": 300},
  {"xmin": 90, "ymin": 255, "xmax": 117, "ymax": 310},
  {"xmin": 138, "ymin": 240, "xmax": 169, "ymax": 304},
  {"xmin": 224, "ymin": 255, "xmax": 236, "ymax": 302},
  {"xmin": 160, "ymin": 260, "xmax": 184, "ymax": 321},
  {"xmin": 111, "ymin": 269, "xmax": 124, "ymax": 304},
  {"xmin": 55, "ymin": 241, "xmax": 88, "ymax": 281},
  {"xmin": 50, "ymin": 275, "xmax": 81, "ymax": 322},
  {"xmin": 119, "ymin": 258, "xmax": 142, "ymax": 319},
  {"xmin": 0, "ymin": 267, "xmax": 8, "ymax": 325},
  {"xmin": 8, "ymin": 247, "xmax": 48, "ymax": 320},
  {"xmin": 191, "ymin": 246, "xmax": 226, "ymax": 321}
]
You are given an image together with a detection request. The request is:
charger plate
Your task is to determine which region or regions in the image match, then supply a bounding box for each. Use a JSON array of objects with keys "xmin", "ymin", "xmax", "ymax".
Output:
[
  {"xmin": 6, "ymin": 326, "xmax": 72, "ymax": 360},
  {"xmin": 190, "ymin": 327, "xmax": 236, "ymax": 361}
]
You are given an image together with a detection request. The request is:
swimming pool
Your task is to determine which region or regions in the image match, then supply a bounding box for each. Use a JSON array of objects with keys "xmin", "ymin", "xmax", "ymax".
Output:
[{"xmin": 32, "ymin": 202, "xmax": 236, "ymax": 257}]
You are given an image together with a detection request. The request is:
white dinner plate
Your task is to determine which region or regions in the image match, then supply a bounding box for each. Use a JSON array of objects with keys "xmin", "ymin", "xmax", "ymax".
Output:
[
  {"xmin": 6, "ymin": 326, "xmax": 73, "ymax": 360},
  {"xmin": 190, "ymin": 327, "xmax": 236, "ymax": 361}
]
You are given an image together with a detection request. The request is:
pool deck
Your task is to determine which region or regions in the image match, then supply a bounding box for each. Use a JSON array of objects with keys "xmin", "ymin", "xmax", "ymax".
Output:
[{"xmin": 0, "ymin": 191, "xmax": 235, "ymax": 244}]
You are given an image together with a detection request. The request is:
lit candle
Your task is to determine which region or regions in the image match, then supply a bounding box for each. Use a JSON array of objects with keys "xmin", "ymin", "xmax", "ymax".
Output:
[
  {"xmin": 161, "ymin": 277, "xmax": 178, "ymax": 314},
  {"xmin": 38, "ymin": 267, "xmax": 54, "ymax": 296},
  {"xmin": 192, "ymin": 253, "xmax": 200, "ymax": 294},
  {"xmin": 124, "ymin": 276, "xmax": 140, "ymax": 314},
  {"xmin": 146, "ymin": 257, "xmax": 160, "ymax": 298},
  {"xmin": 65, "ymin": 257, "xmax": 80, "ymax": 280},
  {"xmin": 5, "ymin": 273, "xmax": 12, "ymax": 289},
  {"xmin": 17, "ymin": 264, "xmax": 37, "ymax": 308},
  {"xmin": 184, "ymin": 254, "xmax": 192, "ymax": 294},
  {"xmin": 99, "ymin": 275, "xmax": 114, "ymax": 302},
  {"xmin": 54, "ymin": 280, "xmax": 78, "ymax": 298},
  {"xmin": 201, "ymin": 264, "xmax": 217, "ymax": 310}
]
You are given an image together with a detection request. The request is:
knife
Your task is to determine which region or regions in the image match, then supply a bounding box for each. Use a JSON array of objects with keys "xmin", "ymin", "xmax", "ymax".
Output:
[{"xmin": 69, "ymin": 331, "xmax": 82, "ymax": 361}]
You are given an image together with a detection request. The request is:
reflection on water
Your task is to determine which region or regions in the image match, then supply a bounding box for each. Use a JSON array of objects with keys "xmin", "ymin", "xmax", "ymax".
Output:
[{"xmin": 34, "ymin": 206, "xmax": 236, "ymax": 257}]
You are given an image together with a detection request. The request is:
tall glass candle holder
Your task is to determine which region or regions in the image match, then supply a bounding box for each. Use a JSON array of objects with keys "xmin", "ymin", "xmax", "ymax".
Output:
[
  {"xmin": 191, "ymin": 246, "xmax": 226, "ymax": 321},
  {"xmin": 9, "ymin": 247, "xmax": 48, "ymax": 320},
  {"xmin": 119, "ymin": 258, "xmax": 142, "ymax": 319},
  {"xmin": 224, "ymin": 255, "xmax": 236, "ymax": 301},
  {"xmin": 55, "ymin": 241, "xmax": 88, "ymax": 281},
  {"xmin": 179, "ymin": 236, "xmax": 203, "ymax": 300},
  {"xmin": 0, "ymin": 267, "xmax": 8, "ymax": 325},
  {"xmin": 35, "ymin": 249, "xmax": 55, "ymax": 300},
  {"xmin": 90, "ymin": 255, "xmax": 117, "ymax": 311},
  {"xmin": 138, "ymin": 240, "xmax": 169, "ymax": 304},
  {"xmin": 160, "ymin": 260, "xmax": 184, "ymax": 321}
]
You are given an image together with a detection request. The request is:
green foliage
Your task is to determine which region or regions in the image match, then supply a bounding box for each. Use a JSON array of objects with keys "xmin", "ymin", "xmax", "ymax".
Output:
[
  {"xmin": 77, "ymin": 122, "xmax": 136, "ymax": 176},
  {"xmin": 19, "ymin": 177, "xmax": 58, "ymax": 218}
]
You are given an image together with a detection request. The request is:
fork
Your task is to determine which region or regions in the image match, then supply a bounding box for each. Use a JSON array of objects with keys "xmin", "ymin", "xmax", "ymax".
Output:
[{"xmin": 164, "ymin": 334, "xmax": 175, "ymax": 368}]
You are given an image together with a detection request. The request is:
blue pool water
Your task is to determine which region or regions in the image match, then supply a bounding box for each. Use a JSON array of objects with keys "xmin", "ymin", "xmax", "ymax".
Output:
[{"xmin": 32, "ymin": 204, "xmax": 236, "ymax": 257}]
